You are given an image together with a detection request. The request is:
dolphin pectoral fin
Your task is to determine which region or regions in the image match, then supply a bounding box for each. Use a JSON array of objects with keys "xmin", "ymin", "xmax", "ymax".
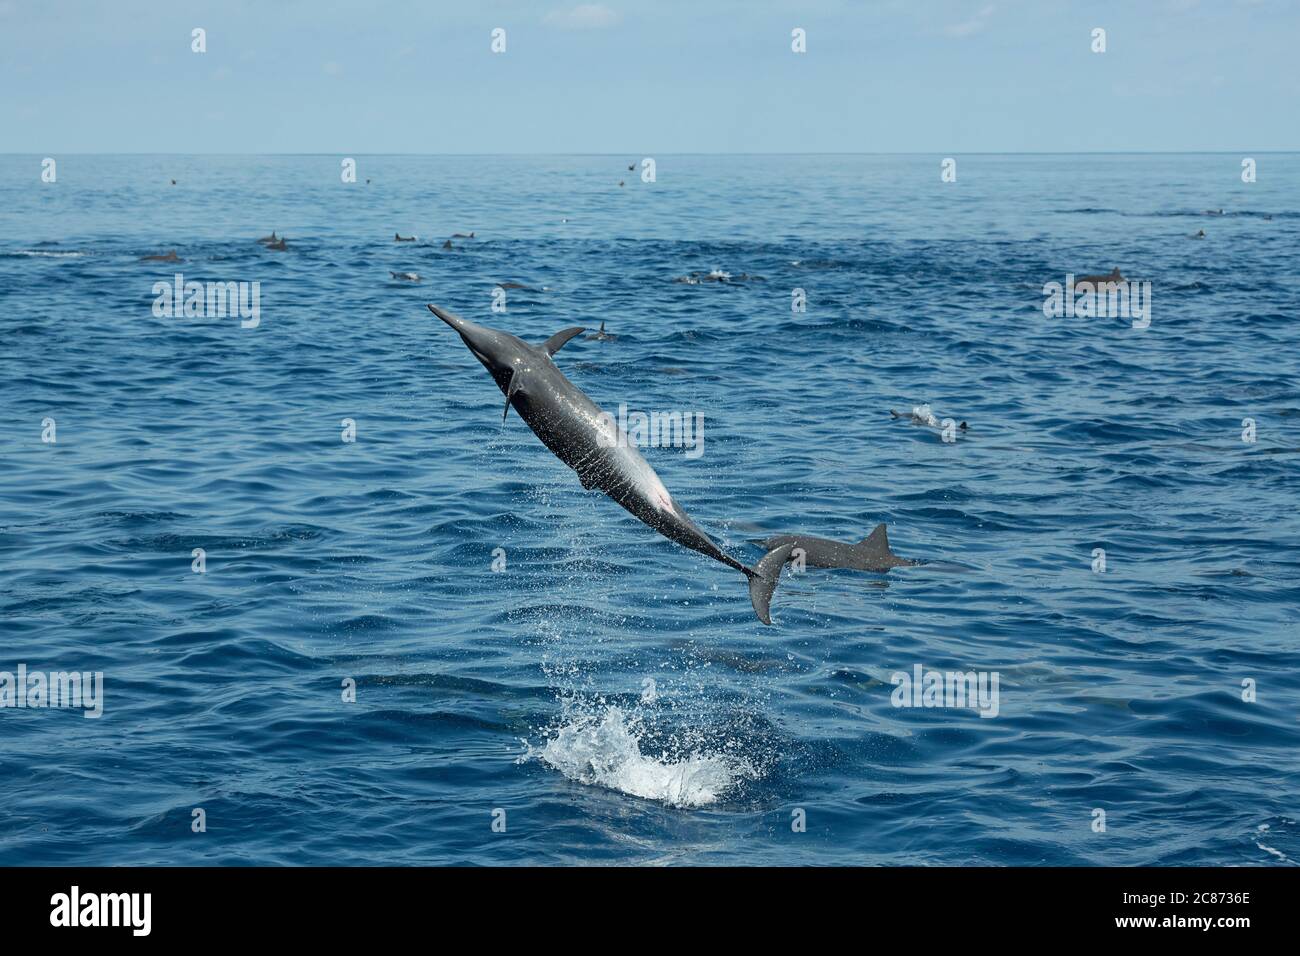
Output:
[
  {"xmin": 574, "ymin": 461, "xmax": 601, "ymax": 490},
  {"xmin": 542, "ymin": 326, "xmax": 587, "ymax": 356},
  {"xmin": 746, "ymin": 543, "xmax": 794, "ymax": 626},
  {"xmin": 502, "ymin": 374, "xmax": 522, "ymax": 421}
]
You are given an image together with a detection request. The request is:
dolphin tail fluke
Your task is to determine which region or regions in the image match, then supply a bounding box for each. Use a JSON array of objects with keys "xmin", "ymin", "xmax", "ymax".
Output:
[{"xmin": 745, "ymin": 542, "xmax": 794, "ymax": 626}]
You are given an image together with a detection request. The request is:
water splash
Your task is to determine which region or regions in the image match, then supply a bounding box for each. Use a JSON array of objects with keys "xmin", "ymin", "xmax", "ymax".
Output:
[{"xmin": 527, "ymin": 704, "xmax": 758, "ymax": 808}]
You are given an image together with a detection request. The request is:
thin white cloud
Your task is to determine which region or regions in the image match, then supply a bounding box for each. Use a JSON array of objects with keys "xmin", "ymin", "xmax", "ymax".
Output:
[
  {"xmin": 544, "ymin": 4, "xmax": 620, "ymax": 30},
  {"xmin": 946, "ymin": 4, "xmax": 995, "ymax": 37}
]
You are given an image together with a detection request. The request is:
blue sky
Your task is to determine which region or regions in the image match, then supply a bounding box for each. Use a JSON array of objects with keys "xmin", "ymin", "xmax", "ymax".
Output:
[{"xmin": 2, "ymin": 0, "xmax": 1296, "ymax": 153}]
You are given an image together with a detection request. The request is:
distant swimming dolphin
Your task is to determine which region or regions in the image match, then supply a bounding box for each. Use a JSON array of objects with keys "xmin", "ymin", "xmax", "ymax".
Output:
[
  {"xmin": 1074, "ymin": 267, "xmax": 1124, "ymax": 290},
  {"xmin": 585, "ymin": 321, "xmax": 615, "ymax": 342},
  {"xmin": 429, "ymin": 304, "xmax": 795, "ymax": 624},
  {"xmin": 451, "ymin": 232, "xmax": 475, "ymax": 239},
  {"xmin": 395, "ymin": 233, "xmax": 416, "ymax": 242},
  {"xmin": 390, "ymin": 271, "xmax": 420, "ymax": 282},
  {"xmin": 497, "ymin": 281, "xmax": 541, "ymax": 292},
  {"xmin": 892, "ymin": 405, "xmax": 939, "ymax": 427},
  {"xmin": 140, "ymin": 250, "xmax": 180, "ymax": 262},
  {"xmin": 442, "ymin": 239, "xmax": 453, "ymax": 250},
  {"xmin": 761, "ymin": 525, "xmax": 916, "ymax": 573},
  {"xmin": 256, "ymin": 231, "xmax": 278, "ymax": 245},
  {"xmin": 266, "ymin": 237, "xmax": 287, "ymax": 251},
  {"xmin": 674, "ymin": 270, "xmax": 763, "ymax": 284},
  {"xmin": 890, "ymin": 405, "xmax": 967, "ymax": 431}
]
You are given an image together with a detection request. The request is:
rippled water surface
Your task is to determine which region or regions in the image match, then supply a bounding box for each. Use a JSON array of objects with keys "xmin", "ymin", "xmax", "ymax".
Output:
[{"xmin": 1, "ymin": 154, "xmax": 1298, "ymax": 865}]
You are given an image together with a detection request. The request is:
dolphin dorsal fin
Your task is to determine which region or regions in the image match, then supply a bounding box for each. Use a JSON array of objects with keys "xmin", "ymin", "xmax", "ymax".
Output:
[
  {"xmin": 542, "ymin": 326, "xmax": 586, "ymax": 356},
  {"xmin": 859, "ymin": 523, "xmax": 890, "ymax": 554}
]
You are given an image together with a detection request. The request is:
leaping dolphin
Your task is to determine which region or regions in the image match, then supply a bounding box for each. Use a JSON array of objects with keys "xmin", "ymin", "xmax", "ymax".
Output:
[
  {"xmin": 760, "ymin": 525, "xmax": 916, "ymax": 573},
  {"xmin": 429, "ymin": 304, "xmax": 795, "ymax": 624}
]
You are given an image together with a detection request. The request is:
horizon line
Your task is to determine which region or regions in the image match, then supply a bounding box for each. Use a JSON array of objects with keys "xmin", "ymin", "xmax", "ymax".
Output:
[{"xmin": 3, "ymin": 150, "xmax": 1297, "ymax": 157}]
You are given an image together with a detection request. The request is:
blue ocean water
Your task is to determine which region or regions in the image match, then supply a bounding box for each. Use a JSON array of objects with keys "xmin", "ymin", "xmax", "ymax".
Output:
[{"xmin": 1, "ymin": 153, "xmax": 1297, "ymax": 866}]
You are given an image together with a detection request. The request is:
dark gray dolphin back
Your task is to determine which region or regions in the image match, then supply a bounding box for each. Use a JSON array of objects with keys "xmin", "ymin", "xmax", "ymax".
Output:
[{"xmin": 763, "ymin": 523, "xmax": 915, "ymax": 572}]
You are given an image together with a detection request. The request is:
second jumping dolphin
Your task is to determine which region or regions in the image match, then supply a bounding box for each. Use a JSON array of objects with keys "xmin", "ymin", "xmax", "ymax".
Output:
[{"xmin": 429, "ymin": 304, "xmax": 794, "ymax": 624}]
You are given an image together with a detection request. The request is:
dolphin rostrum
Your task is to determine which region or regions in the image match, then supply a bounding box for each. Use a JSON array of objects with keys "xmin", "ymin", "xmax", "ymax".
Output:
[
  {"xmin": 429, "ymin": 304, "xmax": 794, "ymax": 624},
  {"xmin": 761, "ymin": 524, "xmax": 916, "ymax": 573}
]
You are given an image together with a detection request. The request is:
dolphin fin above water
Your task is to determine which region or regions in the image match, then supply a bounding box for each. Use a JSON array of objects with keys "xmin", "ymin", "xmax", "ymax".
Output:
[
  {"xmin": 859, "ymin": 523, "xmax": 892, "ymax": 555},
  {"xmin": 429, "ymin": 303, "xmax": 796, "ymax": 624},
  {"xmin": 542, "ymin": 326, "xmax": 586, "ymax": 356}
]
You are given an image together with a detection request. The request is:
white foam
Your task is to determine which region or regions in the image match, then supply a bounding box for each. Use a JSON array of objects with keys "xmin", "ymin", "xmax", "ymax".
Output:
[
  {"xmin": 911, "ymin": 403, "xmax": 941, "ymax": 427},
  {"xmin": 530, "ymin": 706, "xmax": 755, "ymax": 808},
  {"xmin": 1256, "ymin": 822, "xmax": 1291, "ymax": 863}
]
